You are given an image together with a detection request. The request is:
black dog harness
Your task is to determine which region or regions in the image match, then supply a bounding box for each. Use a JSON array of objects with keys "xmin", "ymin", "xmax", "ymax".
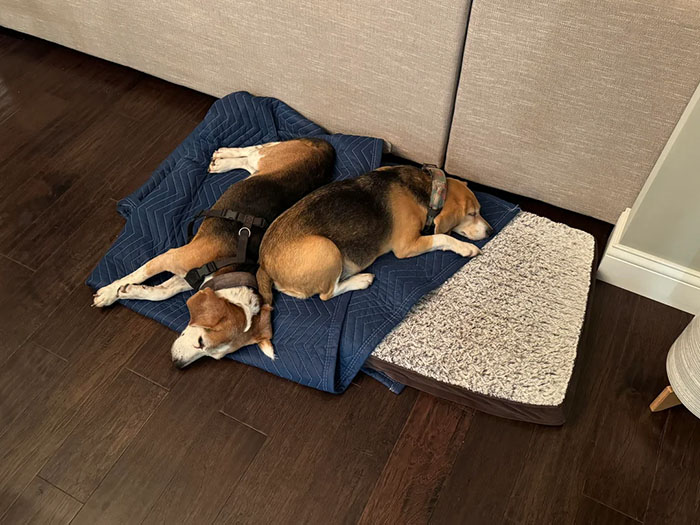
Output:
[
  {"xmin": 184, "ymin": 209, "xmax": 268, "ymax": 289},
  {"xmin": 421, "ymin": 164, "xmax": 447, "ymax": 235}
]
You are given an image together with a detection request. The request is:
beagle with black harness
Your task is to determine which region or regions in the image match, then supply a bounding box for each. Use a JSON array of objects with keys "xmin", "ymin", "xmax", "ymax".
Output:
[
  {"xmin": 256, "ymin": 164, "xmax": 493, "ymax": 304},
  {"xmin": 92, "ymin": 138, "xmax": 335, "ymax": 367}
]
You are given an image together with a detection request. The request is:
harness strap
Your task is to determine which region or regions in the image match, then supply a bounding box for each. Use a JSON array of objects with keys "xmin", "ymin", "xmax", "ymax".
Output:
[
  {"xmin": 421, "ymin": 164, "xmax": 447, "ymax": 235},
  {"xmin": 185, "ymin": 258, "xmax": 239, "ymax": 289},
  {"xmin": 187, "ymin": 209, "xmax": 268, "ymax": 240}
]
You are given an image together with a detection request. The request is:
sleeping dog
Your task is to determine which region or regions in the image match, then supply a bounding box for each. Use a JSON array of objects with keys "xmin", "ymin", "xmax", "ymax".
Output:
[
  {"xmin": 256, "ymin": 165, "xmax": 492, "ymax": 303},
  {"xmin": 91, "ymin": 138, "xmax": 334, "ymax": 367}
]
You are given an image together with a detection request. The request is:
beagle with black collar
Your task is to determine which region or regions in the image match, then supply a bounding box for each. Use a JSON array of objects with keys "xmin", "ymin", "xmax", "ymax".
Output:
[
  {"xmin": 256, "ymin": 165, "xmax": 492, "ymax": 304},
  {"xmin": 91, "ymin": 138, "xmax": 335, "ymax": 367}
]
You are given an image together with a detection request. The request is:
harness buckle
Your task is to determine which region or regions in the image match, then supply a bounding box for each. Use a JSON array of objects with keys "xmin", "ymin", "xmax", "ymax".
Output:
[{"xmin": 184, "ymin": 268, "xmax": 204, "ymax": 289}]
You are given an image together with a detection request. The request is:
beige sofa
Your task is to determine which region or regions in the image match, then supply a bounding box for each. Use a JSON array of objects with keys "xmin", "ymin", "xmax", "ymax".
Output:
[{"xmin": 3, "ymin": 0, "xmax": 699, "ymax": 222}]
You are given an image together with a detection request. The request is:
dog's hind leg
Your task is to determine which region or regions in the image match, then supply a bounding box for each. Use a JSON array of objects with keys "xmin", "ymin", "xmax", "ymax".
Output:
[
  {"xmin": 268, "ymin": 235, "xmax": 360, "ymax": 301},
  {"xmin": 208, "ymin": 142, "xmax": 280, "ymax": 174},
  {"xmin": 114, "ymin": 275, "xmax": 192, "ymax": 302},
  {"xmin": 324, "ymin": 273, "xmax": 375, "ymax": 300}
]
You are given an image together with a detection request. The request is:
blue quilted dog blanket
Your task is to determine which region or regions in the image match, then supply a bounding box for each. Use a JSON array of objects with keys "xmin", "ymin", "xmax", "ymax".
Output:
[{"xmin": 87, "ymin": 92, "xmax": 520, "ymax": 393}]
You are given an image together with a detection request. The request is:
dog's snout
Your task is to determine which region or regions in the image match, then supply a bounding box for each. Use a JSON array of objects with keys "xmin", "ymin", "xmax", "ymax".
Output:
[
  {"xmin": 486, "ymin": 225, "xmax": 494, "ymax": 236},
  {"xmin": 172, "ymin": 357, "xmax": 187, "ymax": 369}
]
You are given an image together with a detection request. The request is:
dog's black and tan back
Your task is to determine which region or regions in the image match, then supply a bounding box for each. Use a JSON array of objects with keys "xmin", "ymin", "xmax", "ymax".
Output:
[
  {"xmin": 199, "ymin": 138, "xmax": 335, "ymax": 241},
  {"xmin": 258, "ymin": 165, "xmax": 491, "ymax": 303},
  {"xmin": 262, "ymin": 166, "xmax": 430, "ymax": 270}
]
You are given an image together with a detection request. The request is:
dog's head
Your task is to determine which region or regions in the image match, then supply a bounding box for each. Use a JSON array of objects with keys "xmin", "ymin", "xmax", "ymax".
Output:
[
  {"xmin": 434, "ymin": 179, "xmax": 493, "ymax": 240},
  {"xmin": 170, "ymin": 287, "xmax": 274, "ymax": 368}
]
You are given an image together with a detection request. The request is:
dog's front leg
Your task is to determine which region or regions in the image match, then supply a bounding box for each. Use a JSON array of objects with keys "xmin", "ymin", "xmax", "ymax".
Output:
[
  {"xmin": 93, "ymin": 260, "xmax": 161, "ymax": 307},
  {"xmin": 114, "ymin": 275, "xmax": 192, "ymax": 302},
  {"xmin": 92, "ymin": 242, "xmax": 211, "ymax": 307},
  {"xmin": 394, "ymin": 234, "xmax": 481, "ymax": 259}
]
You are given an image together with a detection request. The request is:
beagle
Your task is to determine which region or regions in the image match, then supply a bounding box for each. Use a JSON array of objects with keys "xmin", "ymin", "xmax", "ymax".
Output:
[
  {"xmin": 256, "ymin": 165, "xmax": 492, "ymax": 303},
  {"xmin": 91, "ymin": 138, "xmax": 335, "ymax": 367}
]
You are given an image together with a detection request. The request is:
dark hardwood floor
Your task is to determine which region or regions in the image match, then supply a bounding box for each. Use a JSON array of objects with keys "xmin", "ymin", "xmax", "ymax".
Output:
[{"xmin": 0, "ymin": 28, "xmax": 696, "ymax": 524}]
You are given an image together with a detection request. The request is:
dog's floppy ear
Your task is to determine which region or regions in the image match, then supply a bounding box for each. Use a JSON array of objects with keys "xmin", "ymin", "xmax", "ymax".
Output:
[
  {"xmin": 434, "ymin": 200, "xmax": 463, "ymax": 234},
  {"xmin": 186, "ymin": 288, "xmax": 227, "ymax": 328},
  {"xmin": 434, "ymin": 211, "xmax": 460, "ymax": 235},
  {"xmin": 434, "ymin": 179, "xmax": 469, "ymax": 234}
]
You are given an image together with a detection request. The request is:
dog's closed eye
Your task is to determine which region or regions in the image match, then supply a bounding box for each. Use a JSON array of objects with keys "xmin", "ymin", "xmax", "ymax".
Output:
[{"xmin": 197, "ymin": 336, "xmax": 204, "ymax": 348}]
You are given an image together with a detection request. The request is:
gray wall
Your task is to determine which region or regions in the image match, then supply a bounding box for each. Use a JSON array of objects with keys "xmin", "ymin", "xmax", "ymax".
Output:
[{"xmin": 621, "ymin": 83, "xmax": 700, "ymax": 271}]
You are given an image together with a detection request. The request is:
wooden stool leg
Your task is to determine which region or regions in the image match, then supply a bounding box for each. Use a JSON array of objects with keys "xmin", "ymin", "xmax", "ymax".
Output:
[{"xmin": 650, "ymin": 385, "xmax": 682, "ymax": 412}]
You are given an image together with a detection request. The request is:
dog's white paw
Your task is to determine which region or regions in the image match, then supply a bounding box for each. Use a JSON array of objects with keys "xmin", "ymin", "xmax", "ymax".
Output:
[
  {"xmin": 354, "ymin": 273, "xmax": 375, "ymax": 289},
  {"xmin": 209, "ymin": 148, "xmax": 242, "ymax": 172},
  {"xmin": 208, "ymin": 157, "xmax": 223, "ymax": 173},
  {"xmin": 208, "ymin": 156, "xmax": 240, "ymax": 174},
  {"xmin": 211, "ymin": 147, "xmax": 238, "ymax": 159},
  {"xmin": 92, "ymin": 283, "xmax": 123, "ymax": 307},
  {"xmin": 455, "ymin": 242, "xmax": 482, "ymax": 258}
]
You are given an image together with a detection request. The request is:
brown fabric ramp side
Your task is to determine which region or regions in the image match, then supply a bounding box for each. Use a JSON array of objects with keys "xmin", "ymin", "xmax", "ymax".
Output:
[
  {"xmin": 445, "ymin": 0, "xmax": 700, "ymax": 223},
  {"xmin": 365, "ymin": 356, "xmax": 566, "ymax": 426},
  {"xmin": 0, "ymin": 0, "xmax": 472, "ymax": 164}
]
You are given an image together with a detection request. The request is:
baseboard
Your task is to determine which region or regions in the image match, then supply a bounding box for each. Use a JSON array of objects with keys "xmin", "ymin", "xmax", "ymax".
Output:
[{"xmin": 598, "ymin": 208, "xmax": 700, "ymax": 314}]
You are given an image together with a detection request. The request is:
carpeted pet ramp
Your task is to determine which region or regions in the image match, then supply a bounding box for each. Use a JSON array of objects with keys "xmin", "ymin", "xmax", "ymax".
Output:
[
  {"xmin": 87, "ymin": 91, "xmax": 521, "ymax": 394},
  {"xmin": 366, "ymin": 212, "xmax": 596, "ymax": 425}
]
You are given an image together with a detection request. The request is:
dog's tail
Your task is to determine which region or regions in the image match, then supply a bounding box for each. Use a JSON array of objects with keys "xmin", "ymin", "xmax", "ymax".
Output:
[{"xmin": 256, "ymin": 266, "xmax": 274, "ymax": 305}]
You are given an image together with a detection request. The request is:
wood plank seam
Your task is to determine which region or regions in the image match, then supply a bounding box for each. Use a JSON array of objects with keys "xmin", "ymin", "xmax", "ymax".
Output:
[
  {"xmin": 424, "ymin": 409, "xmax": 472, "ymax": 524},
  {"xmin": 218, "ymin": 409, "xmax": 270, "ymax": 437},
  {"xmin": 125, "ymin": 366, "xmax": 174, "ymax": 392},
  {"xmin": 65, "ymin": 368, "xmax": 170, "ymax": 504},
  {"xmin": 642, "ymin": 411, "xmax": 671, "ymax": 523},
  {"xmin": 0, "ymin": 253, "xmax": 36, "ymax": 273},
  {"xmin": 35, "ymin": 474, "xmax": 85, "ymax": 504},
  {"xmin": 356, "ymin": 394, "xmax": 418, "ymax": 517},
  {"xmin": 583, "ymin": 494, "xmax": 643, "ymax": 523},
  {"xmin": 0, "ymin": 321, "xmax": 151, "ymax": 514},
  {"xmin": 35, "ymin": 342, "xmax": 69, "ymax": 363},
  {"xmin": 0, "ymin": 476, "xmax": 83, "ymax": 524},
  {"xmin": 503, "ymin": 421, "xmax": 538, "ymax": 511}
]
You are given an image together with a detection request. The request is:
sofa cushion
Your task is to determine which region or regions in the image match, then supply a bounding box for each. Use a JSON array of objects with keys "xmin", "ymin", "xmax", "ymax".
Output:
[
  {"xmin": 0, "ymin": 0, "xmax": 472, "ymax": 164},
  {"xmin": 445, "ymin": 0, "xmax": 700, "ymax": 222}
]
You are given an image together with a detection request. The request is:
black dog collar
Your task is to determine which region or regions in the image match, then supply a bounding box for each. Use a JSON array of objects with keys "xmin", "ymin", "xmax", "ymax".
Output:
[
  {"xmin": 200, "ymin": 271, "xmax": 258, "ymax": 291},
  {"xmin": 422, "ymin": 164, "xmax": 447, "ymax": 235}
]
